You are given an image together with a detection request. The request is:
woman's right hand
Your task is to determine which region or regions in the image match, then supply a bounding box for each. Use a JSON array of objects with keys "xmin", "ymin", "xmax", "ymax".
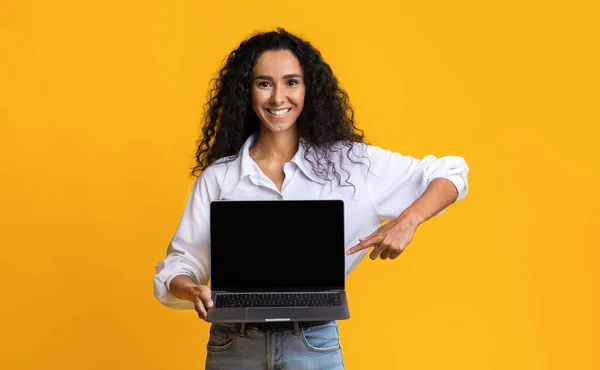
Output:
[
  {"xmin": 169, "ymin": 275, "xmax": 213, "ymax": 320},
  {"xmin": 189, "ymin": 284, "xmax": 213, "ymax": 320}
]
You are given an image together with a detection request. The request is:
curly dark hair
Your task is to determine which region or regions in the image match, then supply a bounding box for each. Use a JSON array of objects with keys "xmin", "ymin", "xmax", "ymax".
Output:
[{"xmin": 193, "ymin": 27, "xmax": 370, "ymax": 188}]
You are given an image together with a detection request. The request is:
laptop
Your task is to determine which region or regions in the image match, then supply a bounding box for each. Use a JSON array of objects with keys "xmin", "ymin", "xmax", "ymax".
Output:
[{"xmin": 205, "ymin": 199, "xmax": 350, "ymax": 323}]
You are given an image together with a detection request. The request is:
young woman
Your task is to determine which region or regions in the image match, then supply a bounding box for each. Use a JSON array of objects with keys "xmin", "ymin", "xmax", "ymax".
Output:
[{"xmin": 154, "ymin": 28, "xmax": 470, "ymax": 369}]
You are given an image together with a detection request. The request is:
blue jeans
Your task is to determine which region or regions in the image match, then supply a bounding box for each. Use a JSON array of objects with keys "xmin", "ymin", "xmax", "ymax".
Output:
[{"xmin": 205, "ymin": 321, "xmax": 345, "ymax": 369}]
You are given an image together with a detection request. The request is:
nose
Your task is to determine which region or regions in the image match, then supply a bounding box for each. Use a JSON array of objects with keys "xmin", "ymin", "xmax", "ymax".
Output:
[{"xmin": 270, "ymin": 85, "xmax": 285, "ymax": 106}]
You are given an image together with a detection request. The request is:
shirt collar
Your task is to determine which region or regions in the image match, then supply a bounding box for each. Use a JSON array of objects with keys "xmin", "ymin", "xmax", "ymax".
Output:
[
  {"xmin": 238, "ymin": 133, "xmax": 326, "ymax": 185},
  {"xmin": 238, "ymin": 133, "xmax": 258, "ymax": 180}
]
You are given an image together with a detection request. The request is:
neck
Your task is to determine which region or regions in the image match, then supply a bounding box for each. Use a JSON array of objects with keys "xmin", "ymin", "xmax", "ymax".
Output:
[{"xmin": 250, "ymin": 129, "xmax": 299, "ymax": 161}]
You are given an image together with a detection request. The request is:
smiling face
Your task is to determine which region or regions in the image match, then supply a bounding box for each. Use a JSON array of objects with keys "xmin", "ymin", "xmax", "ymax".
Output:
[{"xmin": 251, "ymin": 50, "xmax": 305, "ymax": 133}]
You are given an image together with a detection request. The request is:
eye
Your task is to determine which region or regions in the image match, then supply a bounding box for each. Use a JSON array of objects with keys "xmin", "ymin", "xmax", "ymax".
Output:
[
  {"xmin": 287, "ymin": 79, "xmax": 299, "ymax": 86},
  {"xmin": 257, "ymin": 81, "xmax": 271, "ymax": 88}
]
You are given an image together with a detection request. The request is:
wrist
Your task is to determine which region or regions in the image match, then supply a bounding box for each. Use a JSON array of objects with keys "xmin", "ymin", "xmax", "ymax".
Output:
[
  {"xmin": 397, "ymin": 208, "xmax": 425, "ymax": 226},
  {"xmin": 169, "ymin": 275, "xmax": 200, "ymax": 302}
]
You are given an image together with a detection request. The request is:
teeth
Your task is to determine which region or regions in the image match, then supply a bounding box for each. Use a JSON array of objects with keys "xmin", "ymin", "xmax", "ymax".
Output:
[{"xmin": 267, "ymin": 108, "xmax": 290, "ymax": 116}]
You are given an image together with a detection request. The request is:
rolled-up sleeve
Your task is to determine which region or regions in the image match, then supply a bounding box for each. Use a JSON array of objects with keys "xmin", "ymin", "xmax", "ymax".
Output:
[
  {"xmin": 153, "ymin": 170, "xmax": 218, "ymax": 310},
  {"xmin": 366, "ymin": 145, "xmax": 469, "ymax": 221}
]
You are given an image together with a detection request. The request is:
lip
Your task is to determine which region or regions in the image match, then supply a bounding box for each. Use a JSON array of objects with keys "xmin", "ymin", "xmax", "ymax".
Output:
[{"xmin": 265, "ymin": 108, "xmax": 292, "ymax": 118}]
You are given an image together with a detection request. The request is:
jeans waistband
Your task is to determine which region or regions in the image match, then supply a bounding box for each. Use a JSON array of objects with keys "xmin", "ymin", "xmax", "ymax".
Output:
[{"xmin": 241, "ymin": 320, "xmax": 329, "ymax": 332}]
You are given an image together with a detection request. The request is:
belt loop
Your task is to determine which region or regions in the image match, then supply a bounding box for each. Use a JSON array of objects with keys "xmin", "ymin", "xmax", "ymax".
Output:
[
  {"xmin": 238, "ymin": 322, "xmax": 246, "ymax": 337},
  {"xmin": 293, "ymin": 321, "xmax": 300, "ymax": 335}
]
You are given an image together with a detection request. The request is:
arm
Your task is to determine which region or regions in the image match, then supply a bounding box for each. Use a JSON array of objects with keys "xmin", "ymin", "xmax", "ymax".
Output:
[
  {"xmin": 169, "ymin": 275, "xmax": 203, "ymax": 302},
  {"xmin": 347, "ymin": 147, "xmax": 469, "ymax": 259},
  {"xmin": 402, "ymin": 177, "xmax": 459, "ymax": 225},
  {"xmin": 153, "ymin": 169, "xmax": 219, "ymax": 310},
  {"xmin": 169, "ymin": 275, "xmax": 213, "ymax": 319},
  {"xmin": 365, "ymin": 147, "xmax": 469, "ymax": 220}
]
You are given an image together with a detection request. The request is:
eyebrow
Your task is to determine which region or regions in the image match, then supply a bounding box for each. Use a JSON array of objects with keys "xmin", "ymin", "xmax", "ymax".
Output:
[{"xmin": 254, "ymin": 74, "xmax": 303, "ymax": 81}]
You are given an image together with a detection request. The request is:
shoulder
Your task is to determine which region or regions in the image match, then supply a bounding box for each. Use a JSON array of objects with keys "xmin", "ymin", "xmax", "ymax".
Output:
[
  {"xmin": 330, "ymin": 141, "xmax": 389, "ymax": 157},
  {"xmin": 361, "ymin": 142, "xmax": 393, "ymax": 158},
  {"xmin": 331, "ymin": 142, "xmax": 392, "ymax": 167},
  {"xmin": 323, "ymin": 141, "xmax": 374, "ymax": 159},
  {"xmin": 321, "ymin": 141, "xmax": 377, "ymax": 177},
  {"xmin": 196, "ymin": 155, "xmax": 239, "ymax": 186}
]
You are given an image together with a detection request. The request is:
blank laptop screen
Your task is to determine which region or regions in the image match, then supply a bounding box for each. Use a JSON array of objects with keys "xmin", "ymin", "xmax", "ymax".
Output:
[{"xmin": 210, "ymin": 200, "xmax": 345, "ymax": 292}]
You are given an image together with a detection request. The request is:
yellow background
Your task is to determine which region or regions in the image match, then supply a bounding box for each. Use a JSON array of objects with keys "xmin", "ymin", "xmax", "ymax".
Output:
[{"xmin": 1, "ymin": 1, "xmax": 598, "ymax": 369}]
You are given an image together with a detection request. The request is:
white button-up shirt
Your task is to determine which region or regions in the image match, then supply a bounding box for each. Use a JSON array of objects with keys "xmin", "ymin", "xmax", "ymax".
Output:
[{"xmin": 154, "ymin": 133, "xmax": 470, "ymax": 309}]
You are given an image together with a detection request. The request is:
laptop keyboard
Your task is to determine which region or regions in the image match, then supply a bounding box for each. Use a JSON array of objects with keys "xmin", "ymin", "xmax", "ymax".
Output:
[{"xmin": 215, "ymin": 292, "xmax": 341, "ymax": 308}]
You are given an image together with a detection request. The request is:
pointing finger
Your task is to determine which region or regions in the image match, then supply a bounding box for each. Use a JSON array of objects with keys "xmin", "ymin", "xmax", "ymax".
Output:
[
  {"xmin": 347, "ymin": 240, "xmax": 366, "ymax": 255},
  {"xmin": 347, "ymin": 235, "xmax": 381, "ymax": 255}
]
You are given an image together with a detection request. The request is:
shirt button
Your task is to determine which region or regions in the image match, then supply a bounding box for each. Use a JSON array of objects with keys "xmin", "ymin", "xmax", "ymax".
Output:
[{"xmin": 277, "ymin": 194, "xmax": 283, "ymax": 200}]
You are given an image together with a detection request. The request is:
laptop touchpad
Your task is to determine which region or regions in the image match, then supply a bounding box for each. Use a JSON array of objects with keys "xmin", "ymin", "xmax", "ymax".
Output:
[{"xmin": 246, "ymin": 307, "xmax": 310, "ymax": 321}]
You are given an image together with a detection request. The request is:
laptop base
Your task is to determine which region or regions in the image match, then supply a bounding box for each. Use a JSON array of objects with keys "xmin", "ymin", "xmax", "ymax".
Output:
[{"xmin": 206, "ymin": 291, "xmax": 350, "ymax": 323}]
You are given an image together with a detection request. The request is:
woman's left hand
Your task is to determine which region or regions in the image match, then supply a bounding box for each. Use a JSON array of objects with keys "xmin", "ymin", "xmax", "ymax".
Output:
[{"xmin": 346, "ymin": 212, "xmax": 422, "ymax": 260}]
